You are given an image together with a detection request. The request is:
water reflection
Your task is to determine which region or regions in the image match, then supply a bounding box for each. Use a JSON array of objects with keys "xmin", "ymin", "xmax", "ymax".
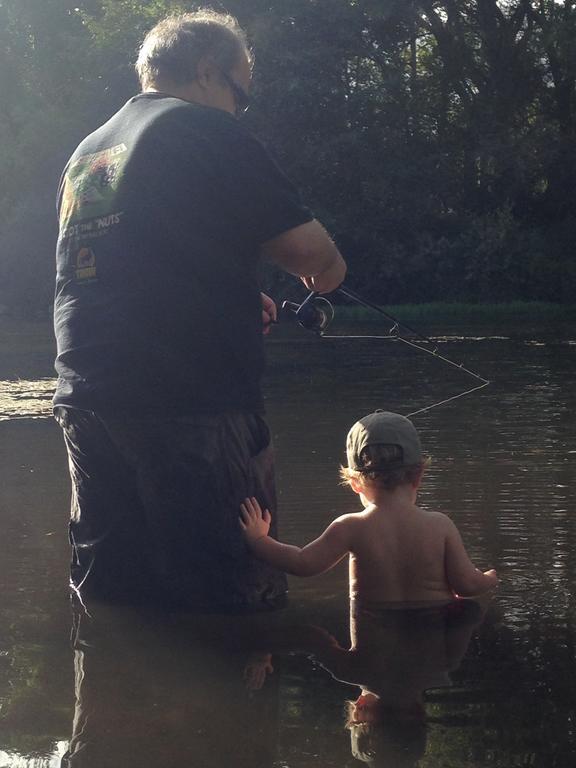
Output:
[
  {"xmin": 60, "ymin": 603, "xmax": 284, "ymax": 768},
  {"xmin": 276, "ymin": 600, "xmax": 486, "ymax": 768},
  {"xmin": 56, "ymin": 596, "xmax": 485, "ymax": 768}
]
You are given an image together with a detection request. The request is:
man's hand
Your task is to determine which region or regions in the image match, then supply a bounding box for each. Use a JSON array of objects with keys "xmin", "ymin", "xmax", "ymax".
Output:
[
  {"xmin": 240, "ymin": 496, "xmax": 271, "ymax": 544},
  {"xmin": 261, "ymin": 292, "xmax": 277, "ymax": 335}
]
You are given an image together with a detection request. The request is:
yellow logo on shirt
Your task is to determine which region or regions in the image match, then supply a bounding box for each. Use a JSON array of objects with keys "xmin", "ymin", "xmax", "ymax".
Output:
[{"xmin": 75, "ymin": 247, "xmax": 97, "ymax": 281}]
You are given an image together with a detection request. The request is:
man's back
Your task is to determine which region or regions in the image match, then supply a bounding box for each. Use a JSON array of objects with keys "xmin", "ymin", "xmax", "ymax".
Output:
[{"xmin": 54, "ymin": 94, "xmax": 312, "ymax": 414}]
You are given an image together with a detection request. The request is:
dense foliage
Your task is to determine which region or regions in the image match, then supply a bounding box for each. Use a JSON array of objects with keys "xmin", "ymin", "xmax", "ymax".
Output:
[{"xmin": 1, "ymin": 0, "xmax": 575, "ymax": 316}]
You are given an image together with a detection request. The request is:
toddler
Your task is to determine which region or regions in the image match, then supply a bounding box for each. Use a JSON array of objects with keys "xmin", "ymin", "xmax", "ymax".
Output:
[{"xmin": 240, "ymin": 411, "xmax": 497, "ymax": 605}]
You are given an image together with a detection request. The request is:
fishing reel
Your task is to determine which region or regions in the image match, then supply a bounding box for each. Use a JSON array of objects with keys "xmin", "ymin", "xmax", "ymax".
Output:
[{"xmin": 282, "ymin": 292, "xmax": 335, "ymax": 335}]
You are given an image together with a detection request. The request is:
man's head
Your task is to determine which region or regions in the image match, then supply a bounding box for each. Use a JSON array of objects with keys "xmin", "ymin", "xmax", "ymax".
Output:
[
  {"xmin": 135, "ymin": 10, "xmax": 252, "ymax": 116},
  {"xmin": 341, "ymin": 411, "xmax": 426, "ymax": 492}
]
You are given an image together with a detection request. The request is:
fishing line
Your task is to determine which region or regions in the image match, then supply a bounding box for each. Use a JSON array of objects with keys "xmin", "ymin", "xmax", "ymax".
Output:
[{"xmin": 282, "ymin": 285, "xmax": 490, "ymax": 417}]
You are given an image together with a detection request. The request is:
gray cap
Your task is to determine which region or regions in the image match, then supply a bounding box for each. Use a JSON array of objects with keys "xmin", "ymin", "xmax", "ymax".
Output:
[{"xmin": 346, "ymin": 411, "xmax": 423, "ymax": 470}]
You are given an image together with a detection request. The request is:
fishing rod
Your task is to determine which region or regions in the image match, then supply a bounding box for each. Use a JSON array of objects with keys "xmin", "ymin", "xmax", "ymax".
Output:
[{"xmin": 282, "ymin": 285, "xmax": 490, "ymax": 418}]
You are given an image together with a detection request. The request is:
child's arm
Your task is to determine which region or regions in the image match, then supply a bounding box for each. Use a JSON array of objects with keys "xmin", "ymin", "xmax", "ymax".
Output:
[
  {"xmin": 240, "ymin": 497, "xmax": 350, "ymax": 577},
  {"xmin": 444, "ymin": 517, "xmax": 498, "ymax": 597}
]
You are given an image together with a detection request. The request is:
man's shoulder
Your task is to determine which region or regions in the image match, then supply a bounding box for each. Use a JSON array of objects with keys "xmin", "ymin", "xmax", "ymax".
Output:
[
  {"xmin": 75, "ymin": 96, "xmax": 249, "ymax": 148},
  {"xmin": 133, "ymin": 95, "xmax": 248, "ymax": 133},
  {"xmin": 64, "ymin": 96, "xmax": 258, "ymax": 176}
]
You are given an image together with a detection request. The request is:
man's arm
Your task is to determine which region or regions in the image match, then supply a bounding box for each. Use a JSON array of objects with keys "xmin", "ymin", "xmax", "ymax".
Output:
[
  {"xmin": 261, "ymin": 220, "xmax": 347, "ymax": 294},
  {"xmin": 240, "ymin": 496, "xmax": 350, "ymax": 576},
  {"xmin": 444, "ymin": 518, "xmax": 498, "ymax": 597}
]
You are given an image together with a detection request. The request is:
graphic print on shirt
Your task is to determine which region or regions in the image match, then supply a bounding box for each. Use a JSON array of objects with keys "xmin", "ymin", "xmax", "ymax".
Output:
[
  {"xmin": 60, "ymin": 143, "xmax": 128, "ymax": 230},
  {"xmin": 59, "ymin": 143, "xmax": 129, "ymax": 282}
]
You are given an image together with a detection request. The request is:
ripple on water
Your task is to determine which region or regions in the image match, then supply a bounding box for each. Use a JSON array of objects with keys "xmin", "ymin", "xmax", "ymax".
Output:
[{"xmin": 0, "ymin": 379, "xmax": 56, "ymax": 420}]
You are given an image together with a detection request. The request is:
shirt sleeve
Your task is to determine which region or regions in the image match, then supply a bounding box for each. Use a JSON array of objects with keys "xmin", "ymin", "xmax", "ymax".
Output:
[{"xmin": 186, "ymin": 109, "xmax": 314, "ymax": 245}]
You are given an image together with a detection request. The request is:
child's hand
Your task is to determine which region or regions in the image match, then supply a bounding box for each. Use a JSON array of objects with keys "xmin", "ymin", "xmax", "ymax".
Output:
[
  {"xmin": 240, "ymin": 497, "xmax": 271, "ymax": 544},
  {"xmin": 243, "ymin": 652, "xmax": 274, "ymax": 692}
]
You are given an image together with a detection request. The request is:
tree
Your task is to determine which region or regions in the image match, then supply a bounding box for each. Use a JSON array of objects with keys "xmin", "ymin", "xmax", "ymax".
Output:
[{"xmin": 1, "ymin": 0, "xmax": 575, "ymax": 315}]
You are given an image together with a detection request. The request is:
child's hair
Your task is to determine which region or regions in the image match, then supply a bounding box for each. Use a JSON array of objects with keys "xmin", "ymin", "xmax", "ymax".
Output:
[{"xmin": 340, "ymin": 444, "xmax": 429, "ymax": 491}]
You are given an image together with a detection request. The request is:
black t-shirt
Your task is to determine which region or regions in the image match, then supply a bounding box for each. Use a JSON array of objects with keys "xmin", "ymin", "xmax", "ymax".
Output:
[{"xmin": 54, "ymin": 93, "xmax": 312, "ymax": 414}]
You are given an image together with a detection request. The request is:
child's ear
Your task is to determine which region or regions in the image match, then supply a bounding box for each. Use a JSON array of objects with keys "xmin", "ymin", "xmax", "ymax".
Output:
[
  {"xmin": 350, "ymin": 476, "xmax": 363, "ymax": 494},
  {"xmin": 412, "ymin": 467, "xmax": 425, "ymax": 489}
]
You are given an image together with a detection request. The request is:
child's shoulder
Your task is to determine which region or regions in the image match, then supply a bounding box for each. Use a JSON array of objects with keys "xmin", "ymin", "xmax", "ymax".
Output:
[
  {"xmin": 416, "ymin": 505, "xmax": 454, "ymax": 528},
  {"xmin": 328, "ymin": 510, "xmax": 373, "ymax": 535},
  {"xmin": 332, "ymin": 510, "xmax": 366, "ymax": 526}
]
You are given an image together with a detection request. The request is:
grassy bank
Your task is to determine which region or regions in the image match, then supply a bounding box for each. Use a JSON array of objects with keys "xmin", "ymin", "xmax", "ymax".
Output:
[
  {"xmin": 333, "ymin": 301, "xmax": 576, "ymax": 323},
  {"xmin": 1, "ymin": 301, "xmax": 575, "ymax": 348}
]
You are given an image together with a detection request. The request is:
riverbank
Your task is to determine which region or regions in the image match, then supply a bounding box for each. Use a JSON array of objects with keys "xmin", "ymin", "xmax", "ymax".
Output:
[
  {"xmin": 333, "ymin": 300, "xmax": 576, "ymax": 323},
  {"xmin": 2, "ymin": 301, "xmax": 575, "ymax": 367}
]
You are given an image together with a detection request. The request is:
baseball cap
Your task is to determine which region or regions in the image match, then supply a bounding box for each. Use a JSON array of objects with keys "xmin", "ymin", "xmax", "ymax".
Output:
[{"xmin": 346, "ymin": 411, "xmax": 423, "ymax": 471}]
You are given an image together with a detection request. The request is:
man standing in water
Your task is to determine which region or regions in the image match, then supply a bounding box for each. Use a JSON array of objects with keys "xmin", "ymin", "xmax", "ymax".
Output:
[{"xmin": 53, "ymin": 10, "xmax": 346, "ymax": 610}]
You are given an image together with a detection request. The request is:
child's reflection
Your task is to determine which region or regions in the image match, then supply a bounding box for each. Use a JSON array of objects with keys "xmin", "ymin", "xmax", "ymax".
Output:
[
  {"xmin": 341, "ymin": 599, "xmax": 486, "ymax": 766},
  {"xmin": 252, "ymin": 597, "xmax": 488, "ymax": 767}
]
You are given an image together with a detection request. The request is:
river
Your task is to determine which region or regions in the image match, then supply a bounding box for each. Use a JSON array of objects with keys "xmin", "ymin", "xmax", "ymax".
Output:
[{"xmin": 0, "ymin": 314, "xmax": 575, "ymax": 767}]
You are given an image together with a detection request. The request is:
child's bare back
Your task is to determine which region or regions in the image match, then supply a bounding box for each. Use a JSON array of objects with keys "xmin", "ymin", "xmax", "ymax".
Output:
[
  {"xmin": 240, "ymin": 411, "xmax": 497, "ymax": 604},
  {"xmin": 342, "ymin": 500, "xmax": 494, "ymax": 604}
]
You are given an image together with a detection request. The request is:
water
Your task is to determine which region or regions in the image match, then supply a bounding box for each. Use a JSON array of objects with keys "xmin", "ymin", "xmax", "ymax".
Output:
[{"xmin": 1, "ymin": 317, "xmax": 575, "ymax": 767}]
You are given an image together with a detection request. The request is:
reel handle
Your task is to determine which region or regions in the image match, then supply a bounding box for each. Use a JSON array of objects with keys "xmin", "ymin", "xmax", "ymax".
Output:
[{"xmin": 281, "ymin": 292, "xmax": 335, "ymax": 335}]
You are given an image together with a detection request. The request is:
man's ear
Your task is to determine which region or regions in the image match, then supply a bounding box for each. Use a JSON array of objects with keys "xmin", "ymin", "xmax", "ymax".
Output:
[{"xmin": 195, "ymin": 55, "xmax": 218, "ymax": 89}]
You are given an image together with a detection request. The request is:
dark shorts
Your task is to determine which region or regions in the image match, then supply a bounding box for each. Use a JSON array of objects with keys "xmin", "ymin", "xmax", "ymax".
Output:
[{"xmin": 54, "ymin": 407, "xmax": 288, "ymax": 611}]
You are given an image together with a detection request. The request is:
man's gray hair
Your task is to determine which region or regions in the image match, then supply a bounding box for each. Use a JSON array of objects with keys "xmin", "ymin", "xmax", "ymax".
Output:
[{"xmin": 135, "ymin": 10, "xmax": 251, "ymax": 90}]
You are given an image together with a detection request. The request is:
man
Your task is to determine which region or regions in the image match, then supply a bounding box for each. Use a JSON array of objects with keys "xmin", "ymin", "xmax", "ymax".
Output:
[{"xmin": 53, "ymin": 10, "xmax": 346, "ymax": 611}]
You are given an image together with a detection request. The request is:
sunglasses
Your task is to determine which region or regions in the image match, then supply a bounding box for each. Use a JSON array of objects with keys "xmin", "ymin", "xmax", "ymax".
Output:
[{"xmin": 220, "ymin": 69, "xmax": 251, "ymax": 114}]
